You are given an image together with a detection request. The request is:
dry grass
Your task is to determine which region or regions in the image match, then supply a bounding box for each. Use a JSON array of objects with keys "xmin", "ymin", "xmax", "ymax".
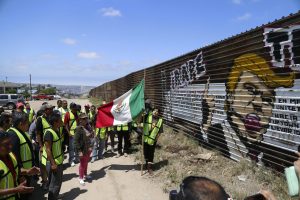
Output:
[{"xmin": 131, "ymin": 125, "xmax": 295, "ymax": 200}]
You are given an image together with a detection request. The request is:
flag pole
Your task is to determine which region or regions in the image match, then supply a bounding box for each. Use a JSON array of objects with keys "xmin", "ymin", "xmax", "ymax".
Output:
[{"xmin": 141, "ymin": 70, "xmax": 146, "ymax": 176}]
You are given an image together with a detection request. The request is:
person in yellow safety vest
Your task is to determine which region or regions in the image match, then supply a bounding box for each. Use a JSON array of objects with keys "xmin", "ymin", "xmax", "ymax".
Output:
[
  {"xmin": 36, "ymin": 103, "xmax": 54, "ymax": 190},
  {"xmin": 143, "ymin": 108, "xmax": 163, "ymax": 175},
  {"xmin": 91, "ymin": 127, "xmax": 106, "ymax": 162},
  {"xmin": 64, "ymin": 103, "xmax": 79, "ymax": 167},
  {"xmin": 23, "ymin": 103, "xmax": 35, "ymax": 124},
  {"xmin": 116, "ymin": 123, "xmax": 131, "ymax": 158},
  {"xmin": 90, "ymin": 105, "xmax": 97, "ymax": 128},
  {"xmin": 0, "ymin": 132, "xmax": 35, "ymax": 200},
  {"xmin": 57, "ymin": 100, "xmax": 69, "ymax": 123},
  {"xmin": 7, "ymin": 112, "xmax": 40, "ymax": 199},
  {"xmin": 105, "ymin": 126, "xmax": 116, "ymax": 153},
  {"xmin": 41, "ymin": 112, "xmax": 64, "ymax": 200}
]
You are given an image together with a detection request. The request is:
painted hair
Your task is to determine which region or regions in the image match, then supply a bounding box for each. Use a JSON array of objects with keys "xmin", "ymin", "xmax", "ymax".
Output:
[{"xmin": 227, "ymin": 53, "xmax": 295, "ymax": 93}]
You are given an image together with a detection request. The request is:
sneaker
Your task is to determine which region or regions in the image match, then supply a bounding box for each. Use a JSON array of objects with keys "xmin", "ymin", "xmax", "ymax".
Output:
[
  {"xmin": 79, "ymin": 179, "xmax": 85, "ymax": 186},
  {"xmin": 115, "ymin": 153, "xmax": 121, "ymax": 158},
  {"xmin": 71, "ymin": 162, "xmax": 76, "ymax": 167},
  {"xmin": 84, "ymin": 175, "xmax": 92, "ymax": 180},
  {"xmin": 124, "ymin": 153, "xmax": 128, "ymax": 157},
  {"xmin": 91, "ymin": 159, "xmax": 96, "ymax": 163}
]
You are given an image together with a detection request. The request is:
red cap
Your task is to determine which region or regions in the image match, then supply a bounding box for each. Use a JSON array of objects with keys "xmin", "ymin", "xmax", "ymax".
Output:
[{"xmin": 16, "ymin": 102, "xmax": 24, "ymax": 108}]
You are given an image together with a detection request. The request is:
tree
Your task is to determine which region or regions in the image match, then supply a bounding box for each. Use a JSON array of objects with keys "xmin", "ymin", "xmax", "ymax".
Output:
[{"xmin": 40, "ymin": 87, "xmax": 56, "ymax": 95}]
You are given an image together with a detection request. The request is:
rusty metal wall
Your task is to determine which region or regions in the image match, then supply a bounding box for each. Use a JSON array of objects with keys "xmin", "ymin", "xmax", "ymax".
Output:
[{"xmin": 90, "ymin": 12, "xmax": 300, "ymax": 171}]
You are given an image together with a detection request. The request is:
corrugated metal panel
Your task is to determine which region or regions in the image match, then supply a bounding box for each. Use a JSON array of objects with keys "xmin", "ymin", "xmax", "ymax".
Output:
[{"xmin": 90, "ymin": 11, "xmax": 300, "ymax": 171}]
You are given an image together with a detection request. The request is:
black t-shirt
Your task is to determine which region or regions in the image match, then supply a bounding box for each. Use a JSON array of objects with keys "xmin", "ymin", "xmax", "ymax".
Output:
[{"xmin": 44, "ymin": 130, "xmax": 53, "ymax": 142}]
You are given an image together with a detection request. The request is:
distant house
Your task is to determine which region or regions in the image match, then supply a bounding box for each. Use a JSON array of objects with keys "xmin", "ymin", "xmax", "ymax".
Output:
[{"xmin": 0, "ymin": 82, "xmax": 21, "ymax": 93}]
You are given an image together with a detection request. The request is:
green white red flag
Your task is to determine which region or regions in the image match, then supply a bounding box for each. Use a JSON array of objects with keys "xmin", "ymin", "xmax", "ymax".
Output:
[{"xmin": 96, "ymin": 79, "xmax": 145, "ymax": 128}]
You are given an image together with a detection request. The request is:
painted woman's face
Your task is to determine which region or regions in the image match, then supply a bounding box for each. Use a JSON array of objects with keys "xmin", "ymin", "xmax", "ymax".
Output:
[{"xmin": 228, "ymin": 71, "xmax": 274, "ymax": 141}]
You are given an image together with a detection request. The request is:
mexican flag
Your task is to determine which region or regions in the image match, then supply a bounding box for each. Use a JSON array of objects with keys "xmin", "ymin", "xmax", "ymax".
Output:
[{"xmin": 96, "ymin": 79, "xmax": 145, "ymax": 128}]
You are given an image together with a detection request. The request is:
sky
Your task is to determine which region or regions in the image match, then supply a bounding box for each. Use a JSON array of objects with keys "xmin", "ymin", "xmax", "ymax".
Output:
[{"xmin": 0, "ymin": 0, "xmax": 299, "ymax": 86}]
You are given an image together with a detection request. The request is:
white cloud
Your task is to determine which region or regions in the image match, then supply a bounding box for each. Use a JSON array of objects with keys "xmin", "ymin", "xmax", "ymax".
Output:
[
  {"xmin": 62, "ymin": 38, "xmax": 77, "ymax": 45},
  {"xmin": 236, "ymin": 12, "xmax": 252, "ymax": 21},
  {"xmin": 77, "ymin": 51, "xmax": 100, "ymax": 59},
  {"xmin": 99, "ymin": 7, "xmax": 122, "ymax": 17},
  {"xmin": 232, "ymin": 0, "xmax": 242, "ymax": 4}
]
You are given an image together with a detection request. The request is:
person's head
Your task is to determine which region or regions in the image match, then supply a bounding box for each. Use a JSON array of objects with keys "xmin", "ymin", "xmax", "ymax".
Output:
[
  {"xmin": 91, "ymin": 105, "xmax": 96, "ymax": 113},
  {"xmin": 225, "ymin": 53, "xmax": 295, "ymax": 142},
  {"xmin": 62, "ymin": 100, "xmax": 68, "ymax": 109},
  {"xmin": 36, "ymin": 109, "xmax": 44, "ymax": 118},
  {"xmin": 171, "ymin": 176, "xmax": 228, "ymax": 200},
  {"xmin": 12, "ymin": 112, "xmax": 29, "ymax": 132},
  {"xmin": 0, "ymin": 112, "xmax": 12, "ymax": 131},
  {"xmin": 57, "ymin": 100, "xmax": 62, "ymax": 108},
  {"xmin": 43, "ymin": 104, "xmax": 54, "ymax": 116},
  {"xmin": 25, "ymin": 102, "xmax": 30, "ymax": 109},
  {"xmin": 0, "ymin": 132, "xmax": 12, "ymax": 157},
  {"xmin": 102, "ymin": 100, "xmax": 106, "ymax": 105},
  {"xmin": 70, "ymin": 103, "xmax": 77, "ymax": 113},
  {"xmin": 78, "ymin": 113, "xmax": 88, "ymax": 126},
  {"xmin": 16, "ymin": 102, "xmax": 24, "ymax": 111},
  {"xmin": 145, "ymin": 98, "xmax": 153, "ymax": 113},
  {"xmin": 84, "ymin": 104, "xmax": 90, "ymax": 113},
  {"xmin": 153, "ymin": 108, "xmax": 159, "ymax": 117},
  {"xmin": 49, "ymin": 112, "xmax": 63, "ymax": 129},
  {"xmin": 76, "ymin": 104, "xmax": 82, "ymax": 113}
]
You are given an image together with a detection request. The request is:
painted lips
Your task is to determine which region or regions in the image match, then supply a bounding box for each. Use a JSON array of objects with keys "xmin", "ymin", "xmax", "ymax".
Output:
[{"xmin": 244, "ymin": 113, "xmax": 262, "ymax": 133}]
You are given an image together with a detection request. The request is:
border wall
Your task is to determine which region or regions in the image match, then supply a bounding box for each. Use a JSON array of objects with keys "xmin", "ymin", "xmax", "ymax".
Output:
[{"xmin": 90, "ymin": 12, "xmax": 300, "ymax": 171}]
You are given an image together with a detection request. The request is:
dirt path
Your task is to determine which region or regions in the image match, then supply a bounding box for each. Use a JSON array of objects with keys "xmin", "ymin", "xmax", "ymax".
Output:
[{"xmin": 29, "ymin": 99, "xmax": 168, "ymax": 200}]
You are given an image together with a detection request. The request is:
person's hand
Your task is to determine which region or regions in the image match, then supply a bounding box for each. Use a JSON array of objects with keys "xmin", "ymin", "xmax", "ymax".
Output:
[
  {"xmin": 260, "ymin": 189, "xmax": 277, "ymax": 200},
  {"xmin": 79, "ymin": 152, "xmax": 83, "ymax": 158},
  {"xmin": 16, "ymin": 181, "xmax": 34, "ymax": 194},
  {"xmin": 51, "ymin": 163, "xmax": 58, "ymax": 172},
  {"xmin": 27, "ymin": 166, "xmax": 40, "ymax": 176},
  {"xmin": 39, "ymin": 146, "xmax": 44, "ymax": 153}
]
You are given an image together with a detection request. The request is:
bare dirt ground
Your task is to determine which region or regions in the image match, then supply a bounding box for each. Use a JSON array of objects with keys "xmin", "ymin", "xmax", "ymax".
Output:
[{"xmin": 29, "ymin": 99, "xmax": 168, "ymax": 200}]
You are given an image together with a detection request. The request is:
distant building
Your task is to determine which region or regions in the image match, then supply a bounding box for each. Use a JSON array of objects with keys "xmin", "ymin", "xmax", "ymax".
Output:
[{"xmin": 0, "ymin": 82, "xmax": 21, "ymax": 93}]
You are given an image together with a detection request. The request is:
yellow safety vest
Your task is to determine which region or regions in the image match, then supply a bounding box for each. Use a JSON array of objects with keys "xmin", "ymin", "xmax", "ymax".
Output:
[
  {"xmin": 8, "ymin": 128, "xmax": 33, "ymax": 169},
  {"xmin": 117, "ymin": 123, "xmax": 129, "ymax": 131},
  {"xmin": 0, "ymin": 153, "xmax": 19, "ymax": 200},
  {"xmin": 144, "ymin": 118, "xmax": 163, "ymax": 146},
  {"xmin": 107, "ymin": 126, "xmax": 115, "ymax": 131},
  {"xmin": 41, "ymin": 116, "xmax": 51, "ymax": 135},
  {"xmin": 58, "ymin": 107, "xmax": 69, "ymax": 123},
  {"xmin": 143, "ymin": 112, "xmax": 153, "ymax": 136},
  {"xmin": 95, "ymin": 127, "xmax": 107, "ymax": 140},
  {"xmin": 41, "ymin": 129, "xmax": 63, "ymax": 166},
  {"xmin": 23, "ymin": 108, "xmax": 34, "ymax": 124},
  {"xmin": 69, "ymin": 112, "xmax": 77, "ymax": 136}
]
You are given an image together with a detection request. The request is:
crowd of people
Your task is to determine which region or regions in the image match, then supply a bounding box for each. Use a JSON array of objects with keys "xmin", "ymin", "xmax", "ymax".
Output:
[{"xmin": 0, "ymin": 98, "xmax": 163, "ymax": 200}]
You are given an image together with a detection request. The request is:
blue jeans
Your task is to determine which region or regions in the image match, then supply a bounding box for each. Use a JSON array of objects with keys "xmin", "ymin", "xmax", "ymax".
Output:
[
  {"xmin": 69, "ymin": 136, "xmax": 78, "ymax": 163},
  {"xmin": 92, "ymin": 137, "xmax": 105, "ymax": 160}
]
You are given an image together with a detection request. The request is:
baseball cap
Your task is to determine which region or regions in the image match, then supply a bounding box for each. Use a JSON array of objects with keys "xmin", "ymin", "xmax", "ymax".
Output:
[
  {"xmin": 40, "ymin": 104, "xmax": 55, "ymax": 111},
  {"xmin": 16, "ymin": 102, "xmax": 24, "ymax": 108}
]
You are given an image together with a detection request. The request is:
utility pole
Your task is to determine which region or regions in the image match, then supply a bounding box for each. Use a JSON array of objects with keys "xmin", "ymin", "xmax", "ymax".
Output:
[
  {"xmin": 3, "ymin": 80, "xmax": 5, "ymax": 94},
  {"xmin": 30, "ymin": 74, "xmax": 32, "ymax": 100},
  {"xmin": 5, "ymin": 77, "xmax": 7, "ymax": 83}
]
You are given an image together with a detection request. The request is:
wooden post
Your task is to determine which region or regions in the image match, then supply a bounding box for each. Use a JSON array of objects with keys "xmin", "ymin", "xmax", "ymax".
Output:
[{"xmin": 141, "ymin": 70, "xmax": 146, "ymax": 176}]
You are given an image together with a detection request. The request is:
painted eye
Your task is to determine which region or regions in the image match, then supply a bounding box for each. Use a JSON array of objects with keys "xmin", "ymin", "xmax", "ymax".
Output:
[
  {"xmin": 244, "ymin": 84, "xmax": 256, "ymax": 95},
  {"xmin": 262, "ymin": 96, "xmax": 273, "ymax": 105}
]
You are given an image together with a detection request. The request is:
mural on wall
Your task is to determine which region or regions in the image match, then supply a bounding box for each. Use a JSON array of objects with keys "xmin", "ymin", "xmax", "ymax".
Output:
[{"xmin": 167, "ymin": 25, "xmax": 300, "ymax": 169}]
